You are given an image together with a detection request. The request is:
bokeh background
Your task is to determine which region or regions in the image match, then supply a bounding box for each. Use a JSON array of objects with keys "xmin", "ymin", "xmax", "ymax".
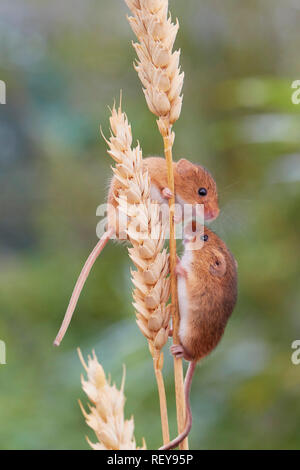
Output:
[{"xmin": 1, "ymin": 0, "xmax": 300, "ymax": 450}]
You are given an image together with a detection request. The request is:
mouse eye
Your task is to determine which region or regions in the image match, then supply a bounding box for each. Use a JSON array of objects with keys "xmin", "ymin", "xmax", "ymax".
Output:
[
  {"xmin": 201, "ymin": 234, "xmax": 209, "ymax": 242},
  {"xmin": 198, "ymin": 188, "xmax": 207, "ymax": 197}
]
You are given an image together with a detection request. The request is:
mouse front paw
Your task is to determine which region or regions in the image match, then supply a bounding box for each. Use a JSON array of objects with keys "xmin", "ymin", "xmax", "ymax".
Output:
[
  {"xmin": 174, "ymin": 213, "xmax": 182, "ymax": 224},
  {"xmin": 175, "ymin": 261, "xmax": 188, "ymax": 278},
  {"xmin": 162, "ymin": 187, "xmax": 173, "ymax": 200}
]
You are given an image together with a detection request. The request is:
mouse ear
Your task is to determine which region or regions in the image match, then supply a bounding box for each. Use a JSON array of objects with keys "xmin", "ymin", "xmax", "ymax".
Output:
[
  {"xmin": 176, "ymin": 159, "xmax": 196, "ymax": 176},
  {"xmin": 209, "ymin": 250, "xmax": 227, "ymax": 277}
]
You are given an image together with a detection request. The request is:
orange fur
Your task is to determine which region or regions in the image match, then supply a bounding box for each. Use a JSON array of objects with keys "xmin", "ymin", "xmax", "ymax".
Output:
[
  {"xmin": 179, "ymin": 227, "xmax": 238, "ymax": 362},
  {"xmin": 107, "ymin": 156, "xmax": 219, "ymax": 235}
]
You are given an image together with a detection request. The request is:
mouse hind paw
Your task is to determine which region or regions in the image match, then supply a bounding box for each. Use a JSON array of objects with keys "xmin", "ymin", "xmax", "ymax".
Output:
[
  {"xmin": 170, "ymin": 344, "xmax": 193, "ymax": 361},
  {"xmin": 170, "ymin": 344, "xmax": 185, "ymax": 359}
]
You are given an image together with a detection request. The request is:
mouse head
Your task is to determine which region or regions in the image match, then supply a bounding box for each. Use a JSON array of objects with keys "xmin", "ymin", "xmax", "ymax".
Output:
[
  {"xmin": 183, "ymin": 222, "xmax": 237, "ymax": 279},
  {"xmin": 175, "ymin": 159, "xmax": 219, "ymax": 222}
]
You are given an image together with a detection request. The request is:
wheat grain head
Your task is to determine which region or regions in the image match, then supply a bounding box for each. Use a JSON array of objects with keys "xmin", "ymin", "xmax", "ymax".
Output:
[
  {"xmin": 125, "ymin": 0, "xmax": 184, "ymax": 137},
  {"xmin": 104, "ymin": 103, "xmax": 171, "ymax": 369},
  {"xmin": 78, "ymin": 348, "xmax": 146, "ymax": 450}
]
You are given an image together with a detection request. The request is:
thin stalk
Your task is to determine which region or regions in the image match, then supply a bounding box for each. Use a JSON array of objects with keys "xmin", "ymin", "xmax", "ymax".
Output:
[
  {"xmin": 163, "ymin": 131, "xmax": 188, "ymax": 450},
  {"xmin": 154, "ymin": 364, "xmax": 170, "ymax": 445}
]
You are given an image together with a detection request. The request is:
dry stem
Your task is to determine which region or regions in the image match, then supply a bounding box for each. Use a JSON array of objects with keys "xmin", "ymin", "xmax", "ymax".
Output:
[
  {"xmin": 154, "ymin": 367, "xmax": 169, "ymax": 445},
  {"xmin": 125, "ymin": 0, "xmax": 187, "ymax": 449},
  {"xmin": 163, "ymin": 132, "xmax": 188, "ymax": 450}
]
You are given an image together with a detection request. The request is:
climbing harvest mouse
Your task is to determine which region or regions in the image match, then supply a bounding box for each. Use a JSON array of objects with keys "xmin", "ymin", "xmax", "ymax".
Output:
[
  {"xmin": 160, "ymin": 223, "xmax": 238, "ymax": 450},
  {"xmin": 54, "ymin": 157, "xmax": 219, "ymax": 346}
]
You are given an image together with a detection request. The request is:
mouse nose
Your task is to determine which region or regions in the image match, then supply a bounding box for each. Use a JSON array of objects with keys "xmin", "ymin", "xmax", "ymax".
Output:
[{"xmin": 204, "ymin": 206, "xmax": 219, "ymax": 221}]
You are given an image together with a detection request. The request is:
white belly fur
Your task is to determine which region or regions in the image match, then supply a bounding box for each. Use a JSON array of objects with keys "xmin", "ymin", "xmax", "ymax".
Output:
[{"xmin": 177, "ymin": 250, "xmax": 191, "ymax": 343}]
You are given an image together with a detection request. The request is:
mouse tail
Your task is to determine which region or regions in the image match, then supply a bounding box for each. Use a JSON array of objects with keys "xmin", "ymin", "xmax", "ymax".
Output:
[
  {"xmin": 159, "ymin": 361, "xmax": 196, "ymax": 450},
  {"xmin": 53, "ymin": 227, "xmax": 114, "ymax": 347}
]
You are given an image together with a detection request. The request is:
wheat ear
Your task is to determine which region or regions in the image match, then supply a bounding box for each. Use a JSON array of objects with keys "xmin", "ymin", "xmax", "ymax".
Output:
[
  {"xmin": 125, "ymin": 0, "xmax": 187, "ymax": 449},
  {"xmin": 103, "ymin": 103, "xmax": 171, "ymax": 445},
  {"xmin": 78, "ymin": 348, "xmax": 146, "ymax": 450}
]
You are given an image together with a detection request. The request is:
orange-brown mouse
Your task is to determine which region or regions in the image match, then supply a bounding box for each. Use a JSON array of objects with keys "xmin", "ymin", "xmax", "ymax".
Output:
[
  {"xmin": 107, "ymin": 156, "xmax": 219, "ymax": 231},
  {"xmin": 160, "ymin": 223, "xmax": 238, "ymax": 450},
  {"xmin": 54, "ymin": 157, "xmax": 219, "ymax": 346}
]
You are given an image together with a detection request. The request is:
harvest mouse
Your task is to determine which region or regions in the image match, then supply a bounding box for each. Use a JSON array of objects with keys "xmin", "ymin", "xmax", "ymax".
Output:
[
  {"xmin": 54, "ymin": 157, "xmax": 219, "ymax": 346},
  {"xmin": 160, "ymin": 223, "xmax": 238, "ymax": 450}
]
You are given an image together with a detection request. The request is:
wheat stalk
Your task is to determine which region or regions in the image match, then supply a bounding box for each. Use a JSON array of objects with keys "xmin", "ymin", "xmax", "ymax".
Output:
[
  {"xmin": 78, "ymin": 348, "xmax": 146, "ymax": 450},
  {"xmin": 103, "ymin": 102, "xmax": 171, "ymax": 445},
  {"xmin": 125, "ymin": 0, "xmax": 187, "ymax": 449}
]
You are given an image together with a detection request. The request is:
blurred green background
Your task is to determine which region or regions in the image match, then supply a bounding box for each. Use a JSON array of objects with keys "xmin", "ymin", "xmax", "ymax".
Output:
[{"xmin": 0, "ymin": 0, "xmax": 300, "ymax": 450}]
